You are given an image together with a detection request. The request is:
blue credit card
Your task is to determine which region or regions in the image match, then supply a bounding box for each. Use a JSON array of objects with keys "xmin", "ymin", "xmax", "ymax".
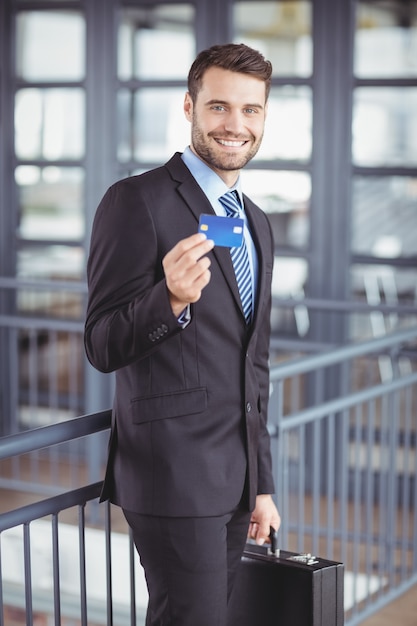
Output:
[{"xmin": 198, "ymin": 213, "xmax": 244, "ymax": 248}]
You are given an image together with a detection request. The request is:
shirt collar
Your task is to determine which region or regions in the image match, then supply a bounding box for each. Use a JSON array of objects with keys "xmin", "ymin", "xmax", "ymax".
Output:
[{"xmin": 181, "ymin": 146, "xmax": 243, "ymax": 208}]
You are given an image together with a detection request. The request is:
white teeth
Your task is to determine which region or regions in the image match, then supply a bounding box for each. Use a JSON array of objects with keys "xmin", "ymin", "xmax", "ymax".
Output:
[{"xmin": 217, "ymin": 139, "xmax": 245, "ymax": 147}]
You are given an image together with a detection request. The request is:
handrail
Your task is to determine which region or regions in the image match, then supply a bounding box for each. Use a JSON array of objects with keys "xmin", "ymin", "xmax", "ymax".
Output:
[
  {"xmin": 272, "ymin": 295, "xmax": 417, "ymax": 315},
  {"xmin": 0, "ymin": 410, "xmax": 111, "ymax": 461},
  {"xmin": 0, "ymin": 482, "xmax": 103, "ymax": 532},
  {"xmin": 270, "ymin": 371, "xmax": 417, "ymax": 431},
  {"xmin": 0, "ymin": 314, "xmax": 85, "ymax": 332},
  {"xmin": 0, "ymin": 276, "xmax": 87, "ymax": 292},
  {"xmin": 270, "ymin": 325, "xmax": 417, "ymax": 379}
]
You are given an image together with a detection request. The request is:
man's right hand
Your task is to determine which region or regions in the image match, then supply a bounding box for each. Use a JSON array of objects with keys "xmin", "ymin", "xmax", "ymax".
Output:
[{"xmin": 163, "ymin": 233, "xmax": 215, "ymax": 318}]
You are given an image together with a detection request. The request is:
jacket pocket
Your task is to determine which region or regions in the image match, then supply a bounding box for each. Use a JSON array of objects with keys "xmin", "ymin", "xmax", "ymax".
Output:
[{"xmin": 130, "ymin": 387, "xmax": 207, "ymax": 424}]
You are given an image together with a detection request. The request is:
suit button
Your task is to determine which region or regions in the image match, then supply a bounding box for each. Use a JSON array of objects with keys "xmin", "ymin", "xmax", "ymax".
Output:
[
  {"xmin": 149, "ymin": 324, "xmax": 168, "ymax": 342},
  {"xmin": 246, "ymin": 402, "xmax": 252, "ymax": 413}
]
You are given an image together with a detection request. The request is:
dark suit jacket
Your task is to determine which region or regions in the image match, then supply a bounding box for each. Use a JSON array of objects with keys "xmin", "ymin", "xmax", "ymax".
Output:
[{"xmin": 85, "ymin": 152, "xmax": 275, "ymax": 517}]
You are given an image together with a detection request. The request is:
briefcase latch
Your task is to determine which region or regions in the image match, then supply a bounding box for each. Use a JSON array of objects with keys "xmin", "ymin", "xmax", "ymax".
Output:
[{"xmin": 287, "ymin": 553, "xmax": 319, "ymax": 566}]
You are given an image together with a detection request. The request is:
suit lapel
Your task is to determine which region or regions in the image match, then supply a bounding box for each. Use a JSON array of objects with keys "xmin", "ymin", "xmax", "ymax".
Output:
[
  {"xmin": 166, "ymin": 154, "xmax": 243, "ymax": 315},
  {"xmin": 165, "ymin": 154, "xmax": 271, "ymax": 326}
]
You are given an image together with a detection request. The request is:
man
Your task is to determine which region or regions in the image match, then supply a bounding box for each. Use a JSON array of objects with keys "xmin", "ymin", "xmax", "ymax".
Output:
[{"xmin": 85, "ymin": 43, "xmax": 280, "ymax": 626}]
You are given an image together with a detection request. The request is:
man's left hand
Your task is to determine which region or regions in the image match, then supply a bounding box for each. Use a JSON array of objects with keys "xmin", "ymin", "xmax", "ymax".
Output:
[{"xmin": 247, "ymin": 494, "xmax": 281, "ymax": 546}]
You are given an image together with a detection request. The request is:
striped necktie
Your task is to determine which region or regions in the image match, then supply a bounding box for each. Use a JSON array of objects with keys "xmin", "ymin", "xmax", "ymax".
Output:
[{"xmin": 219, "ymin": 191, "xmax": 253, "ymax": 324}]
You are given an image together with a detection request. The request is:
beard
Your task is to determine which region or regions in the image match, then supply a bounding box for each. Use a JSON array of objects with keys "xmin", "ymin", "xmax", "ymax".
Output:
[{"xmin": 190, "ymin": 116, "xmax": 263, "ymax": 173}]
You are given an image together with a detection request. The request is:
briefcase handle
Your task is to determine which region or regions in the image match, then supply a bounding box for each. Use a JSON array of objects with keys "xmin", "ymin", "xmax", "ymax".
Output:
[
  {"xmin": 266, "ymin": 528, "xmax": 320, "ymax": 565},
  {"xmin": 268, "ymin": 526, "xmax": 280, "ymax": 557}
]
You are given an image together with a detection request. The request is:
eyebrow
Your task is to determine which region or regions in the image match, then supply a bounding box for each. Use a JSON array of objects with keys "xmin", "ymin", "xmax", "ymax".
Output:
[{"xmin": 204, "ymin": 99, "xmax": 265, "ymax": 110}]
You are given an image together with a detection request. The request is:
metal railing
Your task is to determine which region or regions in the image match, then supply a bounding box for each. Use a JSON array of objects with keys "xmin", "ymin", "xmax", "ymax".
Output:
[
  {"xmin": 0, "ymin": 326, "xmax": 416, "ymax": 625},
  {"xmin": 0, "ymin": 412, "xmax": 148, "ymax": 626},
  {"xmin": 268, "ymin": 326, "xmax": 417, "ymax": 625}
]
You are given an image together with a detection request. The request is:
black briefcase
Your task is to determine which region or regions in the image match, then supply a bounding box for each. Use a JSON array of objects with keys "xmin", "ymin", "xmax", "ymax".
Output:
[{"xmin": 228, "ymin": 532, "xmax": 344, "ymax": 626}]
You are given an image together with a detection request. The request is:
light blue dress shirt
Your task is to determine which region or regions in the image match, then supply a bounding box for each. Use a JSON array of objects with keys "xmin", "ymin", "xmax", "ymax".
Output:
[{"xmin": 181, "ymin": 146, "xmax": 259, "ymax": 312}]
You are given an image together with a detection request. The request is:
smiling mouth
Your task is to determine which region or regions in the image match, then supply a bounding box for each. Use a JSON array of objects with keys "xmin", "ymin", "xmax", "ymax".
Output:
[{"xmin": 215, "ymin": 138, "xmax": 248, "ymax": 147}]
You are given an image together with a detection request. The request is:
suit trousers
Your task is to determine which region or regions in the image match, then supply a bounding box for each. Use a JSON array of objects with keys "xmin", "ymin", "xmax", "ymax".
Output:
[{"xmin": 123, "ymin": 506, "xmax": 251, "ymax": 626}]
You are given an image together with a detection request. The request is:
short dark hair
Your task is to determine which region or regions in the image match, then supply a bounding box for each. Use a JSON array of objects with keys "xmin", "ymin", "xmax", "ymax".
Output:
[{"xmin": 187, "ymin": 43, "xmax": 272, "ymax": 103}]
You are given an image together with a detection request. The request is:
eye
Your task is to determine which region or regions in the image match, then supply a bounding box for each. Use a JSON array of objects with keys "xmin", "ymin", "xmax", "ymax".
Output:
[
  {"xmin": 212, "ymin": 105, "xmax": 226, "ymax": 111},
  {"xmin": 244, "ymin": 108, "xmax": 258, "ymax": 114}
]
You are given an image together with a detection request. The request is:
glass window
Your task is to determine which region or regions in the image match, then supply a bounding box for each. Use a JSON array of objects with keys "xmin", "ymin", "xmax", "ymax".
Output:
[
  {"xmin": 355, "ymin": 1, "xmax": 417, "ymax": 77},
  {"xmin": 233, "ymin": 1, "xmax": 312, "ymax": 77},
  {"xmin": 352, "ymin": 176, "xmax": 417, "ymax": 258},
  {"xmin": 256, "ymin": 86, "xmax": 312, "ymax": 162},
  {"xmin": 15, "ymin": 166, "xmax": 85, "ymax": 242},
  {"xmin": 15, "ymin": 88, "xmax": 85, "ymax": 161},
  {"xmin": 17, "ymin": 244, "xmax": 85, "ymax": 285},
  {"xmin": 352, "ymin": 88, "xmax": 417, "ymax": 167},
  {"xmin": 17, "ymin": 276, "xmax": 85, "ymax": 319},
  {"xmin": 351, "ymin": 264, "xmax": 417, "ymax": 304},
  {"xmin": 241, "ymin": 169, "xmax": 310, "ymax": 248},
  {"xmin": 117, "ymin": 89, "xmax": 134, "ymax": 162},
  {"xmin": 350, "ymin": 264, "xmax": 417, "ymax": 342},
  {"xmin": 16, "ymin": 11, "xmax": 85, "ymax": 81},
  {"xmin": 118, "ymin": 83, "xmax": 311, "ymax": 166},
  {"xmin": 271, "ymin": 256, "xmax": 309, "ymax": 336},
  {"xmin": 118, "ymin": 88, "xmax": 190, "ymax": 162},
  {"xmin": 118, "ymin": 4, "xmax": 195, "ymax": 80}
]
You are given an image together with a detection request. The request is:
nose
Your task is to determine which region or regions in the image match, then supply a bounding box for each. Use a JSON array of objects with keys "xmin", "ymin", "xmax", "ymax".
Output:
[{"xmin": 223, "ymin": 109, "xmax": 245, "ymax": 135}]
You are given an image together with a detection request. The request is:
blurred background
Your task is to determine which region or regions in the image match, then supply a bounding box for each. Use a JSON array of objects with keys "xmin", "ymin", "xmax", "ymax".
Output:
[
  {"xmin": 0, "ymin": 1, "xmax": 416, "ymax": 625},
  {"xmin": 1, "ymin": 0, "xmax": 416, "ymax": 430}
]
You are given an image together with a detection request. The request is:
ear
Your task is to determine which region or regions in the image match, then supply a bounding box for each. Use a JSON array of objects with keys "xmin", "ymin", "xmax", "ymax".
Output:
[{"xmin": 184, "ymin": 92, "xmax": 193, "ymax": 122}]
